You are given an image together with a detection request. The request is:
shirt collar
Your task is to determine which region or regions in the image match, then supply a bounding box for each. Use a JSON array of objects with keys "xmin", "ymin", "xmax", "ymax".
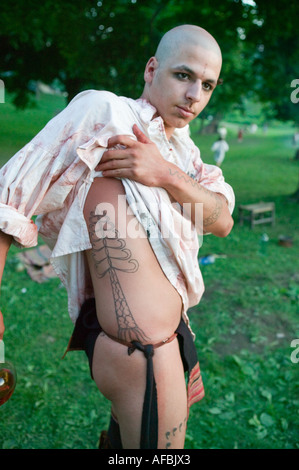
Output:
[
  {"xmin": 120, "ymin": 96, "xmax": 190, "ymax": 143},
  {"xmin": 120, "ymin": 96, "xmax": 156, "ymax": 123}
]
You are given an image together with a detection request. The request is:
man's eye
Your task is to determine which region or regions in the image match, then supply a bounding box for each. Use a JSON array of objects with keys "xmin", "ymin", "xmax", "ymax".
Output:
[
  {"xmin": 175, "ymin": 72, "xmax": 190, "ymax": 80},
  {"xmin": 203, "ymin": 82, "xmax": 212, "ymax": 91}
]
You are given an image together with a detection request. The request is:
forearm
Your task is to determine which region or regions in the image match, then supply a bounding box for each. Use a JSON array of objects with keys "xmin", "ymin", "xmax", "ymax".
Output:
[
  {"xmin": 96, "ymin": 126, "xmax": 233, "ymax": 237},
  {"xmin": 0, "ymin": 231, "xmax": 12, "ymax": 339},
  {"xmin": 160, "ymin": 162, "xmax": 233, "ymax": 237},
  {"xmin": 0, "ymin": 231, "xmax": 12, "ymax": 287}
]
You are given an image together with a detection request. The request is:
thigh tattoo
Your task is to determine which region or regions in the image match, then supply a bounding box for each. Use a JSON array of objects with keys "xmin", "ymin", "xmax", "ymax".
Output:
[
  {"xmin": 88, "ymin": 208, "xmax": 150, "ymax": 343},
  {"xmin": 165, "ymin": 417, "xmax": 187, "ymax": 448}
]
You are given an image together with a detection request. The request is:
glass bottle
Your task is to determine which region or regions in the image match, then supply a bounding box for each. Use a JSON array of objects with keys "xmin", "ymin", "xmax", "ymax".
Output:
[{"xmin": 0, "ymin": 340, "xmax": 17, "ymax": 406}]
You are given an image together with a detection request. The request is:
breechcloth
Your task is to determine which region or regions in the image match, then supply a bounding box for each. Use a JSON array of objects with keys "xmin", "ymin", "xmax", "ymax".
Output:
[{"xmin": 64, "ymin": 298, "xmax": 204, "ymax": 449}]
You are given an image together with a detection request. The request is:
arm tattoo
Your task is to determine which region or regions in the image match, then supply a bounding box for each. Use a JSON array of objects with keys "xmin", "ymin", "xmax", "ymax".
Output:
[
  {"xmin": 168, "ymin": 167, "xmax": 223, "ymax": 227},
  {"xmin": 203, "ymin": 195, "xmax": 223, "ymax": 228},
  {"xmin": 88, "ymin": 209, "xmax": 150, "ymax": 343},
  {"xmin": 168, "ymin": 168, "xmax": 197, "ymax": 187}
]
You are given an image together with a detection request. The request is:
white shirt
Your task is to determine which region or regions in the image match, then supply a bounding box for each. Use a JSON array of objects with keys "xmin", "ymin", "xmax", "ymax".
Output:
[
  {"xmin": 0, "ymin": 90, "xmax": 235, "ymax": 334},
  {"xmin": 211, "ymin": 139, "xmax": 229, "ymax": 163}
]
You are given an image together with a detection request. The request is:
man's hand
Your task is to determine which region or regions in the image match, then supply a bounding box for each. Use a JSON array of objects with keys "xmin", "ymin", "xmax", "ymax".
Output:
[
  {"xmin": 96, "ymin": 124, "xmax": 166, "ymax": 187},
  {"xmin": 0, "ymin": 311, "xmax": 4, "ymax": 340},
  {"xmin": 95, "ymin": 124, "xmax": 233, "ymax": 237}
]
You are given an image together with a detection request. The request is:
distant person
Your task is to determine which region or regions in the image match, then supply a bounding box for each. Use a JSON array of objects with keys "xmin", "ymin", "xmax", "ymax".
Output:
[
  {"xmin": 250, "ymin": 123, "xmax": 258, "ymax": 134},
  {"xmin": 237, "ymin": 128, "xmax": 243, "ymax": 142},
  {"xmin": 218, "ymin": 126, "xmax": 227, "ymax": 139},
  {"xmin": 292, "ymin": 131, "xmax": 299, "ymax": 147},
  {"xmin": 211, "ymin": 135, "xmax": 229, "ymax": 167}
]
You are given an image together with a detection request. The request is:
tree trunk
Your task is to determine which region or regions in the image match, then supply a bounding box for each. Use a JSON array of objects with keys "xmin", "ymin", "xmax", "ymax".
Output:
[
  {"xmin": 198, "ymin": 112, "xmax": 223, "ymax": 135},
  {"xmin": 65, "ymin": 77, "xmax": 83, "ymax": 103}
]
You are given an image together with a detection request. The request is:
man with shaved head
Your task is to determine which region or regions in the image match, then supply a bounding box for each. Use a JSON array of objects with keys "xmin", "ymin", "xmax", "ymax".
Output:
[{"xmin": 0, "ymin": 25, "xmax": 234, "ymax": 449}]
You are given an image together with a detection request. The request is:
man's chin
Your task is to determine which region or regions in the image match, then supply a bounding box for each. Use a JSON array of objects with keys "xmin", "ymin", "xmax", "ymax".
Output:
[{"xmin": 173, "ymin": 118, "xmax": 191, "ymax": 130}]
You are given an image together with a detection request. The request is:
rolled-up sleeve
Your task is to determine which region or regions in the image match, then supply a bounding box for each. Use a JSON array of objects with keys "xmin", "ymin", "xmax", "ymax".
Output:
[
  {"xmin": 0, "ymin": 90, "xmax": 101, "ymax": 248},
  {"xmin": 0, "ymin": 204, "xmax": 38, "ymax": 247},
  {"xmin": 192, "ymin": 145, "xmax": 235, "ymax": 214},
  {"xmin": 197, "ymin": 162, "xmax": 235, "ymax": 214},
  {"xmin": 0, "ymin": 89, "xmax": 137, "ymax": 248},
  {"xmin": 0, "ymin": 144, "xmax": 60, "ymax": 247}
]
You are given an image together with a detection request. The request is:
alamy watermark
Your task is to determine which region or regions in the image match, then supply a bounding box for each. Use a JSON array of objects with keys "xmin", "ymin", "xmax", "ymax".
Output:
[
  {"xmin": 92, "ymin": 195, "xmax": 204, "ymax": 247},
  {"xmin": 290, "ymin": 339, "xmax": 299, "ymax": 364},
  {"xmin": 0, "ymin": 79, "xmax": 4, "ymax": 103},
  {"xmin": 290, "ymin": 79, "xmax": 299, "ymax": 104},
  {"xmin": 0, "ymin": 339, "xmax": 5, "ymax": 363}
]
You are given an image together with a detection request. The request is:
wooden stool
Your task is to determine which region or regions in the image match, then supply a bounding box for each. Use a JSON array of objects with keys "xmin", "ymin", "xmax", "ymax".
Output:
[{"xmin": 238, "ymin": 202, "xmax": 275, "ymax": 229}]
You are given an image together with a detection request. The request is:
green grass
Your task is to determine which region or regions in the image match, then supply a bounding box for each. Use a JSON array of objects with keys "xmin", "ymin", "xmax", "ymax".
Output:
[
  {"xmin": 0, "ymin": 94, "xmax": 298, "ymax": 449},
  {"xmin": 187, "ymin": 121, "xmax": 299, "ymax": 449}
]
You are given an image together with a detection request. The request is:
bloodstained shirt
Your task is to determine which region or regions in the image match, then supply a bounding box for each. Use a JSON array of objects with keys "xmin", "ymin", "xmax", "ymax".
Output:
[{"xmin": 0, "ymin": 90, "xmax": 235, "ymax": 335}]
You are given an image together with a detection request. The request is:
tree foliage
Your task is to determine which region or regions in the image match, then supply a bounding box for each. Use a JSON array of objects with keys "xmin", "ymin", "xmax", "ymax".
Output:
[
  {"xmin": 245, "ymin": 0, "xmax": 299, "ymax": 124},
  {"xmin": 1, "ymin": 0, "xmax": 298, "ymax": 124}
]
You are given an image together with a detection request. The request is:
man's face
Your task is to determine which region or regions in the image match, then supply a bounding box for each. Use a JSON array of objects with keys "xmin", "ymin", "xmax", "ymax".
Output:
[{"xmin": 143, "ymin": 44, "xmax": 222, "ymax": 139}]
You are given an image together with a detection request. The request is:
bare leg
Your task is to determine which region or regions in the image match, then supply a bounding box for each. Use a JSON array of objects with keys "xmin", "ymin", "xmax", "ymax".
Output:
[{"xmin": 84, "ymin": 177, "xmax": 187, "ymax": 449}]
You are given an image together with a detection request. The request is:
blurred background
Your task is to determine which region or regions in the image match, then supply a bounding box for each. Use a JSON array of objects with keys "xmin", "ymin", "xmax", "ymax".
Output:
[{"xmin": 0, "ymin": 0, "xmax": 298, "ymax": 450}]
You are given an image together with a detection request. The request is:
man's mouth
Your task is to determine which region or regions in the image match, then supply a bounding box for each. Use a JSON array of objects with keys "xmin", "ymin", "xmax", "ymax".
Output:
[{"xmin": 176, "ymin": 106, "xmax": 195, "ymax": 118}]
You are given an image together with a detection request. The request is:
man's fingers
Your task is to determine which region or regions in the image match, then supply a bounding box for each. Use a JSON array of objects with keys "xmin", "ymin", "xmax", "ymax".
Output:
[
  {"xmin": 100, "ymin": 148, "xmax": 129, "ymax": 164},
  {"xmin": 102, "ymin": 168, "xmax": 129, "ymax": 178},
  {"xmin": 99, "ymin": 157, "xmax": 131, "ymax": 171},
  {"xmin": 105, "ymin": 126, "xmax": 151, "ymax": 151},
  {"xmin": 96, "ymin": 126, "xmax": 155, "ymax": 176},
  {"xmin": 132, "ymin": 124, "xmax": 151, "ymax": 144},
  {"xmin": 106, "ymin": 134, "xmax": 136, "ymax": 149}
]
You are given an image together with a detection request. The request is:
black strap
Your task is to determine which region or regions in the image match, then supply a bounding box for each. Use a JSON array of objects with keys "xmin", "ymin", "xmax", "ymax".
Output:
[{"xmin": 131, "ymin": 342, "xmax": 158, "ymax": 449}]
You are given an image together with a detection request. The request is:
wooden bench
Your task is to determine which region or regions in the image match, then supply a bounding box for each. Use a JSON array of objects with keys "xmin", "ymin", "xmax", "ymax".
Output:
[{"xmin": 238, "ymin": 202, "xmax": 275, "ymax": 229}]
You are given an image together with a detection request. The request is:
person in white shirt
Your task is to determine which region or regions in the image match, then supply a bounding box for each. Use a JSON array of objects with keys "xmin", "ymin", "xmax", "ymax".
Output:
[
  {"xmin": 211, "ymin": 136, "xmax": 229, "ymax": 166},
  {"xmin": 0, "ymin": 25, "xmax": 234, "ymax": 449}
]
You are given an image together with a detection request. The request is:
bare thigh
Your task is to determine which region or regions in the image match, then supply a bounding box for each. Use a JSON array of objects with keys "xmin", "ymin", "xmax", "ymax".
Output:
[
  {"xmin": 83, "ymin": 176, "xmax": 182, "ymax": 341},
  {"xmin": 92, "ymin": 332, "xmax": 187, "ymax": 449}
]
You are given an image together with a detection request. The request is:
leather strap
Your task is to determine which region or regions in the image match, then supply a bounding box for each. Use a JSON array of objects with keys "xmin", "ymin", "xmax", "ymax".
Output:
[{"xmin": 104, "ymin": 331, "xmax": 178, "ymax": 355}]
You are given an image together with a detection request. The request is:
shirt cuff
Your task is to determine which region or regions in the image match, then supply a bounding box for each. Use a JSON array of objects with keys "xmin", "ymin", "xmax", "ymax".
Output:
[
  {"xmin": 0, "ymin": 203, "xmax": 38, "ymax": 248},
  {"xmin": 202, "ymin": 182, "xmax": 235, "ymax": 215}
]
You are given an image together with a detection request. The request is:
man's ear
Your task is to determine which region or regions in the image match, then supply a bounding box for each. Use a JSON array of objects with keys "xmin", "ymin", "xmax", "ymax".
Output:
[{"xmin": 144, "ymin": 57, "xmax": 159, "ymax": 84}]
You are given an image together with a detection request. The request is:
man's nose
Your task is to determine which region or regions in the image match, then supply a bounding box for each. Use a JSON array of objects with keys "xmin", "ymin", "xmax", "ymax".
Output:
[{"xmin": 186, "ymin": 80, "xmax": 202, "ymax": 102}]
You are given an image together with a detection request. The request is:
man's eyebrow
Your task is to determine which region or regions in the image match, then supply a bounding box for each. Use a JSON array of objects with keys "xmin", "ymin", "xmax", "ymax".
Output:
[{"xmin": 171, "ymin": 65, "xmax": 219, "ymax": 85}]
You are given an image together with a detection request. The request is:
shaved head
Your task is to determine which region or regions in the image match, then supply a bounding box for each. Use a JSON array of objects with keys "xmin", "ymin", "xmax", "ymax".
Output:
[
  {"xmin": 154, "ymin": 25, "xmax": 222, "ymax": 67},
  {"xmin": 141, "ymin": 24, "xmax": 223, "ymax": 138}
]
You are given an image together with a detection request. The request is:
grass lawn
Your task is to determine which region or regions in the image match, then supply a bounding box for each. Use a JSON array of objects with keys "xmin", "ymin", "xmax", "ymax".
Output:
[{"xmin": 0, "ymin": 93, "xmax": 298, "ymax": 449}]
